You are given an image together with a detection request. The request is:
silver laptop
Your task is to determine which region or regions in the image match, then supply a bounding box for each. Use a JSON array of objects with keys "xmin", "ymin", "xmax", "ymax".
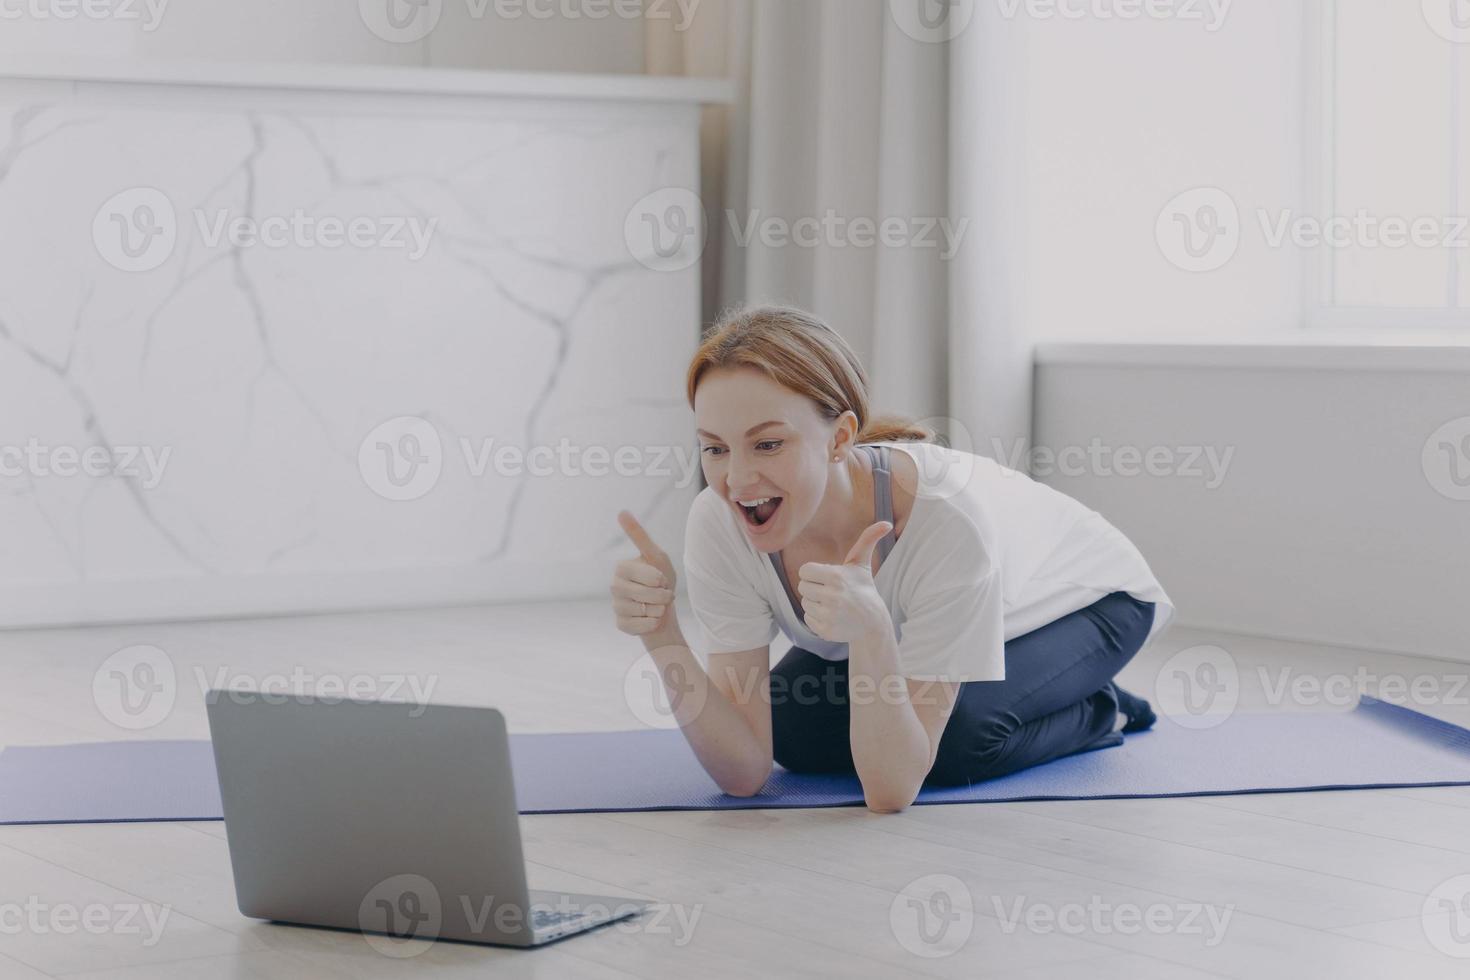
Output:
[{"xmin": 205, "ymin": 693, "xmax": 651, "ymax": 948}]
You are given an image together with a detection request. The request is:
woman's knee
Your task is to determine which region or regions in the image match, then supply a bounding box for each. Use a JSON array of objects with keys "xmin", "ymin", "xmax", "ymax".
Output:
[
  {"xmin": 925, "ymin": 707, "xmax": 1013, "ymax": 786},
  {"xmin": 770, "ymin": 654, "xmax": 852, "ymax": 774}
]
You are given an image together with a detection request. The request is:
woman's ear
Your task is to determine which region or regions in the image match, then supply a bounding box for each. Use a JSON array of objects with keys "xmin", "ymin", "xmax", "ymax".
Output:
[{"xmin": 831, "ymin": 410, "xmax": 861, "ymax": 457}]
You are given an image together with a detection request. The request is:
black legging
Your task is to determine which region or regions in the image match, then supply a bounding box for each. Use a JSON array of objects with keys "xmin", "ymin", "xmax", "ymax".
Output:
[{"xmin": 769, "ymin": 590, "xmax": 1157, "ymax": 787}]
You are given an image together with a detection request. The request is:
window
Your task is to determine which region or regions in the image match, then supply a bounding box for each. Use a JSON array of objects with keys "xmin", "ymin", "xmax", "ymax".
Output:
[{"xmin": 1309, "ymin": 0, "xmax": 1470, "ymax": 326}]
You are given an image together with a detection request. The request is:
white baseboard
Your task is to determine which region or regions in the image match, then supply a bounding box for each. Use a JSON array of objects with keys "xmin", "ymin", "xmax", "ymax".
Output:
[{"xmin": 0, "ymin": 561, "xmax": 615, "ymax": 631}]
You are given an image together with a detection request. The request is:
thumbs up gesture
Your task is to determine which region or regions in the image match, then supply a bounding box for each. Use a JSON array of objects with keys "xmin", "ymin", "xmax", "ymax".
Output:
[
  {"xmin": 796, "ymin": 521, "xmax": 894, "ymax": 643},
  {"xmin": 612, "ymin": 510, "xmax": 680, "ymax": 644}
]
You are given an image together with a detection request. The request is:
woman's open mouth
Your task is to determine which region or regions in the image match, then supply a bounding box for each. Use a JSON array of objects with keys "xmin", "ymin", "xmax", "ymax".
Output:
[{"xmin": 737, "ymin": 496, "xmax": 783, "ymax": 530}]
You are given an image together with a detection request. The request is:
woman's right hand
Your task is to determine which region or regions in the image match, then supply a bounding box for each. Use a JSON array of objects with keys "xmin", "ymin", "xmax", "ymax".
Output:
[{"xmin": 613, "ymin": 510, "xmax": 680, "ymax": 643}]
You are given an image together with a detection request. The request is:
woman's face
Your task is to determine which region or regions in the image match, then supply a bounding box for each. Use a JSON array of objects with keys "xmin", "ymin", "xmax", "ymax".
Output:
[{"xmin": 694, "ymin": 366, "xmax": 855, "ymax": 551}]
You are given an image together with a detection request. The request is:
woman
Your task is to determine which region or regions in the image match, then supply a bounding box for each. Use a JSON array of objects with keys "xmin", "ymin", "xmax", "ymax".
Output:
[{"xmin": 611, "ymin": 305, "xmax": 1175, "ymax": 813}]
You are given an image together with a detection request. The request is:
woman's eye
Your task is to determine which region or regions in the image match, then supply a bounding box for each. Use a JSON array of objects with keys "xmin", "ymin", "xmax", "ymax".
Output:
[{"xmin": 700, "ymin": 441, "xmax": 779, "ymax": 456}]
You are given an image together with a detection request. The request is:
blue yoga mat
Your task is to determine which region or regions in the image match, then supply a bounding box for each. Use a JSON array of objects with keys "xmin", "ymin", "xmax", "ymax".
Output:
[{"xmin": 1, "ymin": 696, "xmax": 1468, "ymax": 825}]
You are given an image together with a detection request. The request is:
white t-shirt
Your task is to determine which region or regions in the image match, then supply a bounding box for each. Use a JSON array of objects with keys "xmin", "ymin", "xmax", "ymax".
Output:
[{"xmin": 681, "ymin": 439, "xmax": 1176, "ymax": 682}]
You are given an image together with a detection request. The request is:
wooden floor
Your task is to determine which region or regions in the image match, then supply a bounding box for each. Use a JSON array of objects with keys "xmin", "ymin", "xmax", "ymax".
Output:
[{"xmin": 1, "ymin": 596, "xmax": 1468, "ymax": 978}]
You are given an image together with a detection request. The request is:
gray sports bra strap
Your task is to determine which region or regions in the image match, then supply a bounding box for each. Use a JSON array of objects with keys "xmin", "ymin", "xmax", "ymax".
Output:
[
  {"xmin": 870, "ymin": 444, "xmax": 897, "ymax": 565},
  {"xmin": 767, "ymin": 443, "xmax": 898, "ymax": 626}
]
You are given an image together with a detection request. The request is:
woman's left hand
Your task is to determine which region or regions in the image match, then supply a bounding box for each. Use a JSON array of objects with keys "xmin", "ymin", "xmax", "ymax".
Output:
[{"xmin": 797, "ymin": 521, "xmax": 894, "ymax": 643}]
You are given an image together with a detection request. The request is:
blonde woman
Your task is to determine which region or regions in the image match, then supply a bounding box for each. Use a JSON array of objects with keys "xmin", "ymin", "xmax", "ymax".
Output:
[{"xmin": 612, "ymin": 305, "xmax": 1175, "ymax": 813}]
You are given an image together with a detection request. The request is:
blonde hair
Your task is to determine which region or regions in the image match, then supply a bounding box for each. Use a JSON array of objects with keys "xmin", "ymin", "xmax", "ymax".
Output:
[{"xmin": 686, "ymin": 304, "xmax": 934, "ymax": 445}]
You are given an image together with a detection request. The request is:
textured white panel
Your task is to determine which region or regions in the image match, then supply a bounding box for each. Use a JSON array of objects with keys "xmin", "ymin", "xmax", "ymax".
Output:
[{"xmin": 0, "ymin": 76, "xmax": 706, "ymax": 626}]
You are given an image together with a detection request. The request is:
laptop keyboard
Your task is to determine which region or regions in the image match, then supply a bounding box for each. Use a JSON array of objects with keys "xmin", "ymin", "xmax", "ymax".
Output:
[{"xmin": 532, "ymin": 907, "xmax": 587, "ymax": 929}]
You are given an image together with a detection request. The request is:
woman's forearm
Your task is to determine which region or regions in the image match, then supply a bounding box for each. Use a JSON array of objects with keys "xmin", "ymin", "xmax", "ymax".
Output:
[
  {"xmin": 847, "ymin": 622, "xmax": 931, "ymax": 811},
  {"xmin": 644, "ymin": 628, "xmax": 772, "ymax": 796}
]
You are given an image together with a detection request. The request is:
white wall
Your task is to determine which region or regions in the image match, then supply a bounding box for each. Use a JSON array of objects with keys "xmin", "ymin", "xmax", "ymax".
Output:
[
  {"xmin": 1013, "ymin": 2, "xmax": 1306, "ymax": 343},
  {"xmin": 1034, "ymin": 351, "xmax": 1470, "ymax": 663},
  {"xmin": 0, "ymin": 0, "xmax": 649, "ymax": 73},
  {"xmin": 0, "ymin": 70, "xmax": 708, "ymax": 628}
]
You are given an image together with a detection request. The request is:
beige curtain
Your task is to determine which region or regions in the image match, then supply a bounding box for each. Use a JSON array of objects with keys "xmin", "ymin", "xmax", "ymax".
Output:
[{"xmin": 649, "ymin": 0, "xmax": 1034, "ymax": 470}]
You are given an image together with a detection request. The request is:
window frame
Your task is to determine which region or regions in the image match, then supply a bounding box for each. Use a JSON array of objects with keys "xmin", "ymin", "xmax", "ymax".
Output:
[{"xmin": 1302, "ymin": 0, "xmax": 1470, "ymax": 330}]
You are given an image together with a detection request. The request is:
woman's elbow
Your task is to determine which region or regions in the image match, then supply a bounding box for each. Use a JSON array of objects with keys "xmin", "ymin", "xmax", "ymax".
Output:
[
  {"xmin": 721, "ymin": 765, "xmax": 772, "ymax": 798},
  {"xmin": 864, "ymin": 792, "xmax": 913, "ymax": 814}
]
